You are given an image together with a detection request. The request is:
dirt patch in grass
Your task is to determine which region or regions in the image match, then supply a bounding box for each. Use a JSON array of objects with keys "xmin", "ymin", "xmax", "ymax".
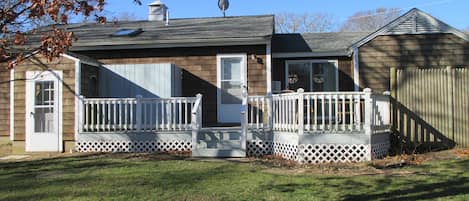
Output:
[{"xmin": 255, "ymin": 148, "xmax": 469, "ymax": 177}]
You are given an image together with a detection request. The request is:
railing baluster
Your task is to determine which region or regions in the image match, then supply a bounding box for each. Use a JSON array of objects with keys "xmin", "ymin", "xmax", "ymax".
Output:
[
  {"xmin": 178, "ymin": 99, "xmax": 182, "ymax": 130},
  {"xmin": 261, "ymin": 97, "xmax": 265, "ymax": 128},
  {"xmin": 349, "ymin": 95, "xmax": 353, "ymax": 131},
  {"xmin": 334, "ymin": 94, "xmax": 339, "ymax": 131},
  {"xmin": 184, "ymin": 100, "xmax": 188, "ymax": 130},
  {"xmin": 313, "ymin": 95, "xmax": 317, "ymax": 131},
  {"xmin": 342, "ymin": 95, "xmax": 346, "ymax": 131},
  {"xmin": 306, "ymin": 95, "xmax": 310, "ymax": 131},
  {"xmin": 328, "ymin": 94, "xmax": 332, "ymax": 130},
  {"xmin": 155, "ymin": 100, "xmax": 160, "ymax": 130},
  {"xmin": 256, "ymin": 97, "xmax": 260, "ymax": 129},
  {"xmin": 130, "ymin": 100, "xmax": 134, "ymax": 130},
  {"xmin": 321, "ymin": 95, "xmax": 325, "ymax": 130}
]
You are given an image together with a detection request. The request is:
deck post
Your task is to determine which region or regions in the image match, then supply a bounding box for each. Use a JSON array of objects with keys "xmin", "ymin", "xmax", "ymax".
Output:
[
  {"xmin": 267, "ymin": 92, "xmax": 273, "ymax": 130},
  {"xmin": 363, "ymin": 88, "xmax": 372, "ymax": 136},
  {"xmin": 240, "ymin": 87, "xmax": 248, "ymax": 151},
  {"xmin": 297, "ymin": 88, "xmax": 304, "ymax": 135},
  {"xmin": 78, "ymin": 95, "xmax": 85, "ymax": 133},
  {"xmin": 191, "ymin": 94, "xmax": 203, "ymax": 151},
  {"xmin": 136, "ymin": 95, "xmax": 143, "ymax": 131},
  {"xmin": 381, "ymin": 91, "xmax": 391, "ymax": 127}
]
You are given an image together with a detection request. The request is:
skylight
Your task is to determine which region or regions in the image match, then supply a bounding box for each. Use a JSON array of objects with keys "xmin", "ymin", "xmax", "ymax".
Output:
[{"xmin": 111, "ymin": 28, "xmax": 143, "ymax": 37}]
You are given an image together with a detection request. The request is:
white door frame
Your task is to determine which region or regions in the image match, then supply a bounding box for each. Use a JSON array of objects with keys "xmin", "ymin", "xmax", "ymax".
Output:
[
  {"xmin": 216, "ymin": 53, "xmax": 247, "ymax": 123},
  {"xmin": 285, "ymin": 59, "xmax": 339, "ymax": 91},
  {"xmin": 25, "ymin": 70, "xmax": 63, "ymax": 152}
]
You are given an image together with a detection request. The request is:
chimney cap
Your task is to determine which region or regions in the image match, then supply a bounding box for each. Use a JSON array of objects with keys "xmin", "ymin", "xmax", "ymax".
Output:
[{"xmin": 149, "ymin": 0, "xmax": 165, "ymax": 6}]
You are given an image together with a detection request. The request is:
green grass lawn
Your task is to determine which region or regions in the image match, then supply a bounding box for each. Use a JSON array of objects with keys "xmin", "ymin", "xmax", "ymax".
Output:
[{"xmin": 1, "ymin": 154, "xmax": 469, "ymax": 201}]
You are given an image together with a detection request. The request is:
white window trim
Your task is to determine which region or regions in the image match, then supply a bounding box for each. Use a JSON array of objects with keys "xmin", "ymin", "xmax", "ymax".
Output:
[
  {"xmin": 284, "ymin": 59, "xmax": 339, "ymax": 92},
  {"xmin": 266, "ymin": 43, "xmax": 272, "ymax": 95}
]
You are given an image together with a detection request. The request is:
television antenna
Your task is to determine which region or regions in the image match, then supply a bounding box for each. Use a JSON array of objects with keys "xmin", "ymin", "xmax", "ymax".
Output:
[{"xmin": 218, "ymin": 0, "xmax": 229, "ymax": 17}]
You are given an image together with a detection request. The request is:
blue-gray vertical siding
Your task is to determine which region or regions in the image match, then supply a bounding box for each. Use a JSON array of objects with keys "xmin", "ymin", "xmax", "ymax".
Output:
[{"xmin": 99, "ymin": 63, "xmax": 182, "ymax": 98}]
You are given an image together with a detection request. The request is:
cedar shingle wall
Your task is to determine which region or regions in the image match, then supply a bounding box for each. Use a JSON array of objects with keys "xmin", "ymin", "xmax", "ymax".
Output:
[
  {"xmin": 272, "ymin": 57, "xmax": 355, "ymax": 91},
  {"xmin": 0, "ymin": 65, "xmax": 10, "ymax": 137},
  {"xmin": 78, "ymin": 45, "xmax": 267, "ymax": 124},
  {"xmin": 359, "ymin": 33, "xmax": 469, "ymax": 92},
  {"xmin": 13, "ymin": 55, "xmax": 76, "ymax": 141}
]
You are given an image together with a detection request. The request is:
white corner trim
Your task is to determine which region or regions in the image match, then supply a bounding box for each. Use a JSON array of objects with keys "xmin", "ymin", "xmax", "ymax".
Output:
[
  {"xmin": 353, "ymin": 47, "xmax": 360, "ymax": 92},
  {"xmin": 74, "ymin": 60, "xmax": 81, "ymax": 142},
  {"xmin": 62, "ymin": 53, "xmax": 101, "ymax": 67},
  {"xmin": 9, "ymin": 68, "xmax": 14, "ymax": 141},
  {"xmin": 61, "ymin": 53, "xmax": 80, "ymax": 62},
  {"xmin": 266, "ymin": 43, "xmax": 272, "ymax": 95}
]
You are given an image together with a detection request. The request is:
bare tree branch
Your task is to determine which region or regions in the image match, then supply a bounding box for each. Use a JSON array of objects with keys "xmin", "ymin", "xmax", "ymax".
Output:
[
  {"xmin": 0, "ymin": 0, "xmax": 142, "ymax": 68},
  {"xmin": 340, "ymin": 8, "xmax": 401, "ymax": 32},
  {"xmin": 275, "ymin": 12, "xmax": 337, "ymax": 33}
]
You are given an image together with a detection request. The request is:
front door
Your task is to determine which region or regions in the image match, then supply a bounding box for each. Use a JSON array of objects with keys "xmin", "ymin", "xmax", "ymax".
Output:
[
  {"xmin": 217, "ymin": 54, "xmax": 247, "ymax": 123},
  {"xmin": 26, "ymin": 71, "xmax": 63, "ymax": 152}
]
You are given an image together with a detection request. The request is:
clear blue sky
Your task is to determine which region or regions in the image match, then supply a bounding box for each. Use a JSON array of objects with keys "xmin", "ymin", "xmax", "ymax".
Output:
[{"xmin": 103, "ymin": 0, "xmax": 469, "ymax": 29}]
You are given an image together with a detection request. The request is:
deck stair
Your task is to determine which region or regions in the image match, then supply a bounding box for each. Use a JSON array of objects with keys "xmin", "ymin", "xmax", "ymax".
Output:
[{"xmin": 192, "ymin": 127, "xmax": 246, "ymax": 157}]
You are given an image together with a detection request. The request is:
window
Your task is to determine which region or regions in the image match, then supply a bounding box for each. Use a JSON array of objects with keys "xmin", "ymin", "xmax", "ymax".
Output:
[{"xmin": 285, "ymin": 60, "xmax": 338, "ymax": 92}]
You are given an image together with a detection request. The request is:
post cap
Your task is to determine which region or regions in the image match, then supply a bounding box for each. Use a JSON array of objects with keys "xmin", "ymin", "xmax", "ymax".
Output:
[
  {"xmin": 297, "ymin": 88, "xmax": 304, "ymax": 93},
  {"xmin": 196, "ymin": 93, "xmax": 203, "ymax": 98},
  {"xmin": 363, "ymin": 88, "xmax": 372, "ymax": 93},
  {"xmin": 383, "ymin": 91, "xmax": 391, "ymax": 95}
]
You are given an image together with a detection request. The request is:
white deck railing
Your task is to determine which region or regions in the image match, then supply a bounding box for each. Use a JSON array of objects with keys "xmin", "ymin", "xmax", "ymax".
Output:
[
  {"xmin": 247, "ymin": 95, "xmax": 271, "ymax": 130},
  {"xmin": 246, "ymin": 88, "xmax": 390, "ymax": 134},
  {"xmin": 79, "ymin": 95, "xmax": 201, "ymax": 133}
]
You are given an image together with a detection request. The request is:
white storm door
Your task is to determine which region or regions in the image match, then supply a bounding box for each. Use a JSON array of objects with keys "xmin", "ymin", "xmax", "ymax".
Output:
[
  {"xmin": 217, "ymin": 54, "xmax": 247, "ymax": 123},
  {"xmin": 26, "ymin": 71, "xmax": 63, "ymax": 152}
]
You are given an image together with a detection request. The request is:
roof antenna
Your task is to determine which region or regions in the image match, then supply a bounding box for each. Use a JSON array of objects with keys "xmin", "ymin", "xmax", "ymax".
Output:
[{"xmin": 218, "ymin": 0, "xmax": 229, "ymax": 17}]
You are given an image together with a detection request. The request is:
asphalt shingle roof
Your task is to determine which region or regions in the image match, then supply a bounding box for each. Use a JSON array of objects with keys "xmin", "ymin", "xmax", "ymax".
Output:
[
  {"xmin": 272, "ymin": 32, "xmax": 370, "ymax": 56},
  {"xmin": 26, "ymin": 15, "xmax": 275, "ymax": 50}
]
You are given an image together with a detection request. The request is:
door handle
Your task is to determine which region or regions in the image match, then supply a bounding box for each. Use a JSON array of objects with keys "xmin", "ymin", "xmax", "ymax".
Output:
[{"xmin": 30, "ymin": 112, "xmax": 34, "ymax": 116}]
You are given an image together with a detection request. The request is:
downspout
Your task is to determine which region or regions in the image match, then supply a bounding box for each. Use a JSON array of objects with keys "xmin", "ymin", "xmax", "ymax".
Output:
[{"xmin": 353, "ymin": 47, "xmax": 360, "ymax": 92}]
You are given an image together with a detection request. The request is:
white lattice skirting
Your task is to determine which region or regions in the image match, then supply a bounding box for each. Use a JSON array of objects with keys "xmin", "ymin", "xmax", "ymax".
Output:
[
  {"xmin": 273, "ymin": 142, "xmax": 298, "ymax": 161},
  {"xmin": 247, "ymin": 140, "xmax": 273, "ymax": 157},
  {"xmin": 371, "ymin": 142, "xmax": 390, "ymax": 159},
  {"xmin": 76, "ymin": 140, "xmax": 192, "ymax": 153},
  {"xmin": 298, "ymin": 144, "xmax": 371, "ymax": 164}
]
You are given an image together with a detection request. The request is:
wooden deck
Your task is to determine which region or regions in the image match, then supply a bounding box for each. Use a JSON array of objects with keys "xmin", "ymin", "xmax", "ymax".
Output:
[{"xmin": 76, "ymin": 89, "xmax": 392, "ymax": 162}]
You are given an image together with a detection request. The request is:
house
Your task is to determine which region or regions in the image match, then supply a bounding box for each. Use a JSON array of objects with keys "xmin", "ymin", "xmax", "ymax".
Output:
[{"xmin": 1, "ymin": 1, "xmax": 468, "ymax": 163}]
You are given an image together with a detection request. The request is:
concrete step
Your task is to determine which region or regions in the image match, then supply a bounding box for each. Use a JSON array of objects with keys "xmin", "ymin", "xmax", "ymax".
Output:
[
  {"xmin": 196, "ymin": 140, "xmax": 242, "ymax": 149},
  {"xmin": 197, "ymin": 132, "xmax": 241, "ymax": 141},
  {"xmin": 193, "ymin": 127, "xmax": 245, "ymax": 158},
  {"xmin": 192, "ymin": 148, "xmax": 246, "ymax": 158}
]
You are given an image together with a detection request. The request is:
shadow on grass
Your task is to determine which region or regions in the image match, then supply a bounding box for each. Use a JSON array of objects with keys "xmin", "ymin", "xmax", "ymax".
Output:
[
  {"xmin": 1, "ymin": 153, "xmax": 469, "ymax": 200},
  {"xmin": 342, "ymin": 159, "xmax": 469, "ymax": 201},
  {"xmin": 0, "ymin": 153, "xmax": 254, "ymax": 200}
]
